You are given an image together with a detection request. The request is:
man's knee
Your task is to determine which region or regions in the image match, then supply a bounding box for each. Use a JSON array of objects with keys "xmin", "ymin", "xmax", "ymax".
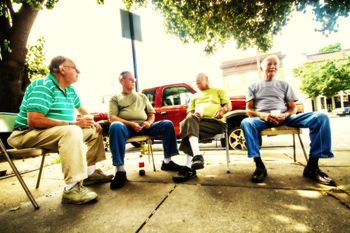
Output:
[
  {"xmin": 63, "ymin": 125, "xmax": 83, "ymax": 141},
  {"xmin": 109, "ymin": 122, "xmax": 127, "ymax": 133},
  {"xmin": 241, "ymin": 117, "xmax": 253, "ymax": 128},
  {"xmin": 314, "ymin": 112, "xmax": 329, "ymax": 122},
  {"xmin": 160, "ymin": 120, "xmax": 174, "ymax": 128}
]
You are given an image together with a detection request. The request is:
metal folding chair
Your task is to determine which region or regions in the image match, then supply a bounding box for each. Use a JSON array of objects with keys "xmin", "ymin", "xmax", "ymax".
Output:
[
  {"xmin": 126, "ymin": 135, "xmax": 156, "ymax": 172},
  {"xmin": 0, "ymin": 112, "xmax": 49, "ymax": 210},
  {"xmin": 261, "ymin": 126, "xmax": 308, "ymax": 163},
  {"xmin": 210, "ymin": 128, "xmax": 231, "ymax": 173}
]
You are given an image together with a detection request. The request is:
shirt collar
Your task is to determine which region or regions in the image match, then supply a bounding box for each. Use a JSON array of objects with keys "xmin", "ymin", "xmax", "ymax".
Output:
[{"xmin": 48, "ymin": 73, "xmax": 67, "ymax": 94}]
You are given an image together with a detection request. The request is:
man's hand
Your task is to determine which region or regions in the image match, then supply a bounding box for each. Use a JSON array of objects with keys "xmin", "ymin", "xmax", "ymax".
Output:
[
  {"xmin": 129, "ymin": 122, "xmax": 144, "ymax": 132},
  {"xmin": 94, "ymin": 123, "xmax": 103, "ymax": 133},
  {"xmin": 214, "ymin": 108, "xmax": 225, "ymax": 119},
  {"xmin": 260, "ymin": 113, "xmax": 280, "ymax": 125},
  {"xmin": 142, "ymin": 121, "xmax": 151, "ymax": 129},
  {"xmin": 276, "ymin": 113, "xmax": 288, "ymax": 124},
  {"xmin": 75, "ymin": 118, "xmax": 95, "ymax": 129},
  {"xmin": 193, "ymin": 112, "xmax": 202, "ymax": 118}
]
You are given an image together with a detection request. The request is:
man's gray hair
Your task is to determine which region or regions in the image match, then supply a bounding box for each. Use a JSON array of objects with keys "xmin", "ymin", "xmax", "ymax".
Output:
[
  {"xmin": 119, "ymin": 71, "xmax": 131, "ymax": 80},
  {"xmin": 260, "ymin": 54, "xmax": 280, "ymax": 68},
  {"xmin": 48, "ymin": 56, "xmax": 67, "ymax": 74}
]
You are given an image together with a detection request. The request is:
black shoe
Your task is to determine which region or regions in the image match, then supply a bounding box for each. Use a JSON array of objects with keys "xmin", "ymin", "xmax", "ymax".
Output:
[
  {"xmin": 161, "ymin": 161, "xmax": 184, "ymax": 171},
  {"xmin": 251, "ymin": 167, "xmax": 267, "ymax": 183},
  {"xmin": 110, "ymin": 171, "xmax": 127, "ymax": 190},
  {"xmin": 303, "ymin": 167, "xmax": 336, "ymax": 186},
  {"xmin": 191, "ymin": 155, "xmax": 204, "ymax": 170},
  {"xmin": 172, "ymin": 167, "xmax": 197, "ymax": 183}
]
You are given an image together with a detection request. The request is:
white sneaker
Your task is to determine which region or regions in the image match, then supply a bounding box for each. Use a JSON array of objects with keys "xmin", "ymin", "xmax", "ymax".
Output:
[{"xmin": 62, "ymin": 182, "xmax": 98, "ymax": 204}]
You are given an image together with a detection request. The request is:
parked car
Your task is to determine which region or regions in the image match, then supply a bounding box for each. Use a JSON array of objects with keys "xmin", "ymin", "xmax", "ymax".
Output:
[{"xmin": 335, "ymin": 107, "xmax": 350, "ymax": 116}]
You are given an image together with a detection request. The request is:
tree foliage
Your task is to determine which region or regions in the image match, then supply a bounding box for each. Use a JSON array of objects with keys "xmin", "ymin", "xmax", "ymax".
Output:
[
  {"xmin": 294, "ymin": 56, "xmax": 350, "ymax": 98},
  {"xmin": 123, "ymin": 0, "xmax": 350, "ymax": 53},
  {"xmin": 318, "ymin": 43, "xmax": 342, "ymax": 53},
  {"xmin": 0, "ymin": 0, "xmax": 102, "ymax": 112},
  {"xmin": 25, "ymin": 36, "xmax": 48, "ymax": 81}
]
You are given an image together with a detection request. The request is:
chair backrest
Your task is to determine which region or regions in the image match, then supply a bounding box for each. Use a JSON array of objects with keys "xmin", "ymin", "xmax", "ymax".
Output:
[{"xmin": 0, "ymin": 112, "xmax": 17, "ymax": 133}]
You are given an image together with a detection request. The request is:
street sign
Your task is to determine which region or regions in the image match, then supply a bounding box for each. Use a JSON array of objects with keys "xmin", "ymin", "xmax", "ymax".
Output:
[{"xmin": 120, "ymin": 9, "xmax": 142, "ymax": 42}]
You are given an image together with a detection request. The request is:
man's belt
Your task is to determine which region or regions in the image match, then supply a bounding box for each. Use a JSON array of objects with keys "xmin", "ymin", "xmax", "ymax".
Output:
[{"xmin": 13, "ymin": 126, "xmax": 29, "ymax": 131}]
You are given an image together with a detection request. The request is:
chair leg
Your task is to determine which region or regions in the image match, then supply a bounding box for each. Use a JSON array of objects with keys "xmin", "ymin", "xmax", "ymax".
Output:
[
  {"xmin": 292, "ymin": 134, "xmax": 296, "ymax": 163},
  {"xmin": 148, "ymin": 139, "xmax": 156, "ymax": 172},
  {"xmin": 36, "ymin": 153, "xmax": 46, "ymax": 189},
  {"xmin": 0, "ymin": 140, "xmax": 39, "ymax": 210},
  {"xmin": 225, "ymin": 130, "xmax": 230, "ymax": 173},
  {"xmin": 297, "ymin": 134, "xmax": 308, "ymax": 162}
]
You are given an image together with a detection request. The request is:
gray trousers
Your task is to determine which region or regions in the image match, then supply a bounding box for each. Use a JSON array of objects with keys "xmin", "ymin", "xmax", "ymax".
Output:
[{"xmin": 179, "ymin": 115, "xmax": 227, "ymax": 156}]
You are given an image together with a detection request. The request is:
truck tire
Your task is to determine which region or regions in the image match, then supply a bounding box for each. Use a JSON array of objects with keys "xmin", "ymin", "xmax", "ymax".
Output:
[
  {"xmin": 227, "ymin": 126, "xmax": 247, "ymax": 150},
  {"xmin": 225, "ymin": 126, "xmax": 262, "ymax": 150}
]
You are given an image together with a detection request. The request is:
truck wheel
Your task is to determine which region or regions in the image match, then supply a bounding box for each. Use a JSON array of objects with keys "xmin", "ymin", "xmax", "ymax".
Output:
[{"xmin": 227, "ymin": 126, "xmax": 247, "ymax": 150}]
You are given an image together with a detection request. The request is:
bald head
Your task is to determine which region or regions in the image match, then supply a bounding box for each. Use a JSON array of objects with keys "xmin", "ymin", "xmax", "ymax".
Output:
[{"xmin": 196, "ymin": 73, "xmax": 210, "ymax": 91}]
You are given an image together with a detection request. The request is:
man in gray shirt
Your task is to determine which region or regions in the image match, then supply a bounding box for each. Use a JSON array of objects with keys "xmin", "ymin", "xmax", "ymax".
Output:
[
  {"xmin": 108, "ymin": 71, "xmax": 182, "ymax": 189},
  {"xmin": 241, "ymin": 55, "xmax": 335, "ymax": 186}
]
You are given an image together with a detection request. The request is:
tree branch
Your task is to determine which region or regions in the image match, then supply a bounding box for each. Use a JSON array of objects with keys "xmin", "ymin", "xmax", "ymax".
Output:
[{"xmin": 5, "ymin": 0, "xmax": 15, "ymax": 23}]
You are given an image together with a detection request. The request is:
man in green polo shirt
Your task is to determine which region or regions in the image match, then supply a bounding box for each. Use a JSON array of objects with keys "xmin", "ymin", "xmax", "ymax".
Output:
[
  {"xmin": 173, "ymin": 73, "xmax": 232, "ymax": 183},
  {"xmin": 7, "ymin": 56, "xmax": 112, "ymax": 205}
]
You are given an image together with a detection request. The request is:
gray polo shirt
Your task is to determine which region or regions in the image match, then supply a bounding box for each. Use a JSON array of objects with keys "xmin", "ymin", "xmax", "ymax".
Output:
[{"xmin": 246, "ymin": 79, "xmax": 298, "ymax": 113}]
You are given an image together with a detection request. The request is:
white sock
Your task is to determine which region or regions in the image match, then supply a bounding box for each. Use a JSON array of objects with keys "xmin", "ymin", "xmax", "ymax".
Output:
[
  {"xmin": 163, "ymin": 157, "xmax": 171, "ymax": 164},
  {"xmin": 65, "ymin": 182, "xmax": 78, "ymax": 191},
  {"xmin": 186, "ymin": 155, "xmax": 193, "ymax": 168},
  {"xmin": 87, "ymin": 165, "xmax": 96, "ymax": 176},
  {"xmin": 189, "ymin": 136, "xmax": 201, "ymax": 156},
  {"xmin": 116, "ymin": 165, "xmax": 126, "ymax": 173}
]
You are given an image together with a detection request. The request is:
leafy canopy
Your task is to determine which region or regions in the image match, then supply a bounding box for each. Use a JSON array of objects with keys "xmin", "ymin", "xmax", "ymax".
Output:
[{"xmin": 122, "ymin": 0, "xmax": 350, "ymax": 53}]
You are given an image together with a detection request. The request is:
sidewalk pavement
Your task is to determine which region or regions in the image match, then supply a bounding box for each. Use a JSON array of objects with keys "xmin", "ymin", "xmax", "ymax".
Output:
[{"xmin": 0, "ymin": 142, "xmax": 349, "ymax": 233}]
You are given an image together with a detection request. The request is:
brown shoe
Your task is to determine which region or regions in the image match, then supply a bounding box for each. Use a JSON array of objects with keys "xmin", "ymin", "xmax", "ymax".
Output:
[{"xmin": 83, "ymin": 169, "xmax": 113, "ymax": 186}]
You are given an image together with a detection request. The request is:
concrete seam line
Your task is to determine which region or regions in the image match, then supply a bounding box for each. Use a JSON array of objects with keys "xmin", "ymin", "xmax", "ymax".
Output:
[
  {"xmin": 134, "ymin": 184, "xmax": 177, "ymax": 233},
  {"xmin": 131, "ymin": 180, "xmax": 334, "ymax": 192}
]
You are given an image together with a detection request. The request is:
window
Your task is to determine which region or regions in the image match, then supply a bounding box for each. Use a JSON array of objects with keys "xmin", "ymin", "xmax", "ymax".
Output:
[
  {"xmin": 143, "ymin": 89, "xmax": 156, "ymax": 106},
  {"xmin": 162, "ymin": 86, "xmax": 193, "ymax": 106}
]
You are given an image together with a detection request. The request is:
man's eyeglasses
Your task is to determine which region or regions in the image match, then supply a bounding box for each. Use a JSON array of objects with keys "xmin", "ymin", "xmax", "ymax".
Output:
[{"xmin": 63, "ymin": 65, "xmax": 80, "ymax": 73}]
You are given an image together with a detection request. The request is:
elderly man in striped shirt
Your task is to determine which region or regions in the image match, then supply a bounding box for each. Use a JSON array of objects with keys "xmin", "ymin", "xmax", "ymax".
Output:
[{"xmin": 7, "ymin": 56, "xmax": 112, "ymax": 205}]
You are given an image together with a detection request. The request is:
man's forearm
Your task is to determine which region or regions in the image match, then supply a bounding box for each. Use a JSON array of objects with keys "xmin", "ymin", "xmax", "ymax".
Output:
[
  {"xmin": 27, "ymin": 113, "xmax": 68, "ymax": 129},
  {"xmin": 146, "ymin": 113, "xmax": 155, "ymax": 124},
  {"xmin": 109, "ymin": 115, "xmax": 135, "ymax": 127}
]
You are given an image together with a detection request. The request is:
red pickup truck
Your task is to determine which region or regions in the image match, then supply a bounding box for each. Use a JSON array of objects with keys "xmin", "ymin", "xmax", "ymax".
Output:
[
  {"xmin": 142, "ymin": 83, "xmax": 247, "ymax": 150},
  {"xmin": 90, "ymin": 83, "xmax": 248, "ymax": 151},
  {"xmin": 91, "ymin": 83, "xmax": 247, "ymax": 150}
]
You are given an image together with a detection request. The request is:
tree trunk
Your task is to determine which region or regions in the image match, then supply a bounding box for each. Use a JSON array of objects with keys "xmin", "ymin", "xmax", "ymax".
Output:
[{"xmin": 0, "ymin": 2, "xmax": 43, "ymax": 112}]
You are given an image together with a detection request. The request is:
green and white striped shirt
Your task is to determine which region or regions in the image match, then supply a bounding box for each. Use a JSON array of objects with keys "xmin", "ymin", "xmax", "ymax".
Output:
[{"xmin": 14, "ymin": 74, "xmax": 81, "ymax": 129}]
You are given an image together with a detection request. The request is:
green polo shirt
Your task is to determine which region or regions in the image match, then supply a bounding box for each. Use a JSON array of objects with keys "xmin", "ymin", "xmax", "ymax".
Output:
[
  {"xmin": 188, "ymin": 88, "xmax": 231, "ymax": 122},
  {"xmin": 14, "ymin": 74, "xmax": 81, "ymax": 129}
]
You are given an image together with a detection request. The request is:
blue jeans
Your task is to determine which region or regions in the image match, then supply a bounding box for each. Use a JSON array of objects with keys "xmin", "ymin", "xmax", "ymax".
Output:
[
  {"xmin": 109, "ymin": 120, "xmax": 179, "ymax": 166},
  {"xmin": 240, "ymin": 112, "xmax": 334, "ymax": 159}
]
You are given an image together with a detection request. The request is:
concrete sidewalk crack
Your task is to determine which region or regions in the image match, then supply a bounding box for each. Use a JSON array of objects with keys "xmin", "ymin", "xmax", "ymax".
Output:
[
  {"xmin": 135, "ymin": 184, "xmax": 177, "ymax": 233},
  {"xmin": 326, "ymin": 189, "xmax": 350, "ymax": 209}
]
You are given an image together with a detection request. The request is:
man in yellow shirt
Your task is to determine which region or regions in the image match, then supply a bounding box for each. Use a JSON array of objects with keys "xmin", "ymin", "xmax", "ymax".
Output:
[{"xmin": 173, "ymin": 73, "xmax": 232, "ymax": 183}]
